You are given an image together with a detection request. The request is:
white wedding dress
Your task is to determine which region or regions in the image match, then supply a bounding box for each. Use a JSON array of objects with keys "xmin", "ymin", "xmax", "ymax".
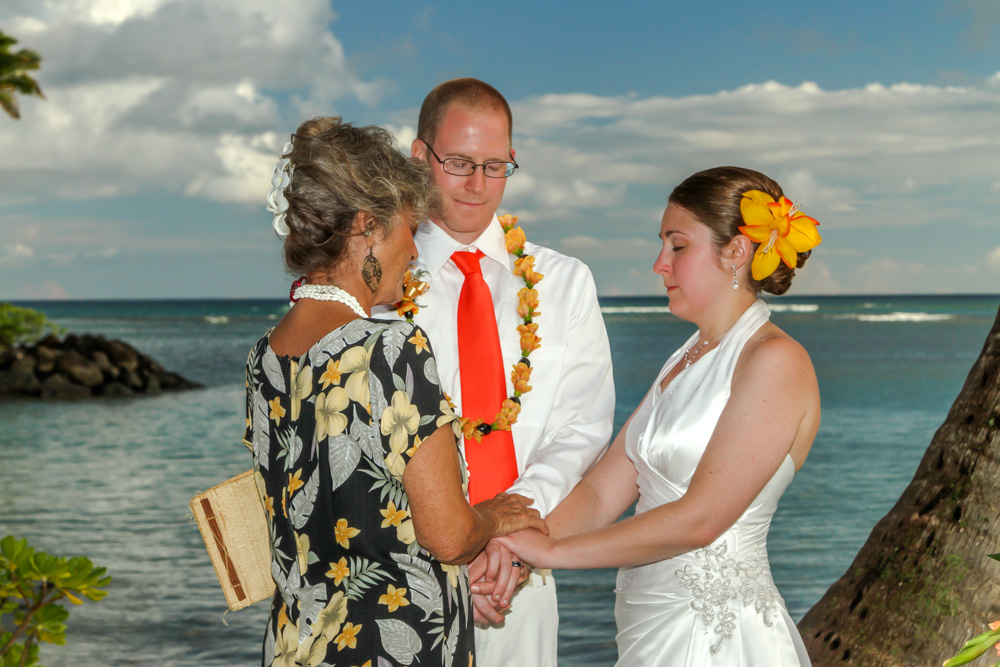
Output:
[{"xmin": 614, "ymin": 300, "xmax": 811, "ymax": 666}]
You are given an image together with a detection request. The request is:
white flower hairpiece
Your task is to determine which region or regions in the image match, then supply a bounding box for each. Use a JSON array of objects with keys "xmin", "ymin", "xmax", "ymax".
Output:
[{"xmin": 266, "ymin": 141, "xmax": 294, "ymax": 237}]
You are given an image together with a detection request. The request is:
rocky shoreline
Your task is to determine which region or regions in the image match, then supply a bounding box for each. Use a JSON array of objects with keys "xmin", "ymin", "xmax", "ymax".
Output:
[{"xmin": 0, "ymin": 333, "xmax": 202, "ymax": 400}]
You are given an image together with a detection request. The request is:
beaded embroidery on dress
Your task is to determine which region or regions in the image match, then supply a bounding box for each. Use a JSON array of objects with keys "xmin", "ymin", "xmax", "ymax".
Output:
[
  {"xmin": 613, "ymin": 300, "xmax": 811, "ymax": 666},
  {"xmin": 675, "ymin": 544, "xmax": 777, "ymax": 655}
]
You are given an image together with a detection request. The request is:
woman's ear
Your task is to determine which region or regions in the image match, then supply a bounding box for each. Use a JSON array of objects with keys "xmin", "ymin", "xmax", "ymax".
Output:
[
  {"xmin": 725, "ymin": 234, "xmax": 752, "ymax": 270},
  {"xmin": 351, "ymin": 211, "xmax": 377, "ymax": 238}
]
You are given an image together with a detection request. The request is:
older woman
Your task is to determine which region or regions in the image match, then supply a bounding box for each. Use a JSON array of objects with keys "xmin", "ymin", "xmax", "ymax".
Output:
[{"xmin": 243, "ymin": 117, "xmax": 546, "ymax": 667}]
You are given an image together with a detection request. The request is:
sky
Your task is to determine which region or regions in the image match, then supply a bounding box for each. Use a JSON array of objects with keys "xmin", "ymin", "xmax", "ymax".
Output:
[{"xmin": 1, "ymin": 0, "xmax": 999, "ymax": 299}]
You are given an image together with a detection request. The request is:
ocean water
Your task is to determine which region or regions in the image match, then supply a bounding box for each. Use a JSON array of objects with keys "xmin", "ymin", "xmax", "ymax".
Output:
[{"xmin": 1, "ymin": 294, "xmax": 997, "ymax": 666}]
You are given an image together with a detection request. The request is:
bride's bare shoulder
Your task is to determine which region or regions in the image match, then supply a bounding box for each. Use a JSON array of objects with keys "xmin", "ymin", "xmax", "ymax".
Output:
[{"xmin": 736, "ymin": 322, "xmax": 815, "ymax": 383}]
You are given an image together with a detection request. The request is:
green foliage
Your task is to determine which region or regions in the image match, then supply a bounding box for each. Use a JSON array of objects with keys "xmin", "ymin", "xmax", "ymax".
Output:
[
  {"xmin": 0, "ymin": 536, "xmax": 111, "ymax": 666},
  {"xmin": 942, "ymin": 625, "xmax": 1000, "ymax": 667},
  {"xmin": 943, "ymin": 554, "xmax": 1000, "ymax": 667},
  {"xmin": 0, "ymin": 304, "xmax": 64, "ymax": 349},
  {"xmin": 0, "ymin": 31, "xmax": 44, "ymax": 120}
]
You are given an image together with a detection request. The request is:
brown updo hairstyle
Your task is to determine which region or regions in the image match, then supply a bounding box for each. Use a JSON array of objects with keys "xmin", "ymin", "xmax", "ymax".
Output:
[
  {"xmin": 668, "ymin": 166, "xmax": 811, "ymax": 296},
  {"xmin": 279, "ymin": 117, "xmax": 436, "ymax": 277}
]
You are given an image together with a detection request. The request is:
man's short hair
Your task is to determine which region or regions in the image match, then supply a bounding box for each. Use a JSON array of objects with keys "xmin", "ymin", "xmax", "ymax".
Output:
[{"xmin": 417, "ymin": 78, "xmax": 513, "ymax": 146}]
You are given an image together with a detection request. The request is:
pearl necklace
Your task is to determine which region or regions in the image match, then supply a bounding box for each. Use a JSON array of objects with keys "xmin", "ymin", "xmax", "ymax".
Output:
[
  {"xmin": 292, "ymin": 283, "xmax": 368, "ymax": 318},
  {"xmin": 683, "ymin": 326, "xmax": 733, "ymax": 369},
  {"xmin": 683, "ymin": 340, "xmax": 709, "ymax": 369}
]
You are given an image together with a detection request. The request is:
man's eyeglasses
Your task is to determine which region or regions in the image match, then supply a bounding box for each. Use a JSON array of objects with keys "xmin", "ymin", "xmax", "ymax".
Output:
[{"xmin": 419, "ymin": 139, "xmax": 518, "ymax": 179}]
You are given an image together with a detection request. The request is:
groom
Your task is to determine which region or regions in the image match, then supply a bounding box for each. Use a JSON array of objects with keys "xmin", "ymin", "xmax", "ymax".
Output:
[{"xmin": 384, "ymin": 78, "xmax": 615, "ymax": 666}]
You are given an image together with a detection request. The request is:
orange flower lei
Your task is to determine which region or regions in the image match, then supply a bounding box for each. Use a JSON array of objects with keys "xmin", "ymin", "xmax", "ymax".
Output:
[{"xmin": 395, "ymin": 214, "xmax": 542, "ymax": 443}]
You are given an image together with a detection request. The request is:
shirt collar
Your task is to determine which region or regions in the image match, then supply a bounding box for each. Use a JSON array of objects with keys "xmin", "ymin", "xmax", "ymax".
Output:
[{"xmin": 415, "ymin": 214, "xmax": 513, "ymax": 277}]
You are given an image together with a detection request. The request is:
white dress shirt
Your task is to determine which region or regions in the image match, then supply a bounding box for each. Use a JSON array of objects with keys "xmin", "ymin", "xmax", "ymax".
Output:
[{"xmin": 377, "ymin": 215, "xmax": 615, "ymax": 516}]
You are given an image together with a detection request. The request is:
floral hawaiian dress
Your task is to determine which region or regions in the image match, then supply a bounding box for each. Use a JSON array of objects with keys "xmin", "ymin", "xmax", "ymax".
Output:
[{"xmin": 243, "ymin": 318, "xmax": 474, "ymax": 667}]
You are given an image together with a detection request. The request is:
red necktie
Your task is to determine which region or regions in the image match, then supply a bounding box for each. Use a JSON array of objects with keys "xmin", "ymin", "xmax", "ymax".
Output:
[{"xmin": 452, "ymin": 250, "xmax": 518, "ymax": 505}]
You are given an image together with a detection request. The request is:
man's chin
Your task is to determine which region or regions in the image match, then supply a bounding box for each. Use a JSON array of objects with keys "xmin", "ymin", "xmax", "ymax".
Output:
[{"xmin": 433, "ymin": 215, "xmax": 495, "ymax": 240}]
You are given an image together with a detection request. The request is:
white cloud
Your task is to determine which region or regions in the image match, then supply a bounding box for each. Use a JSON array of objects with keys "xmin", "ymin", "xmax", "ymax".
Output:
[
  {"xmin": 0, "ymin": 0, "xmax": 375, "ymax": 202},
  {"xmin": 988, "ymin": 246, "xmax": 1000, "ymax": 268},
  {"xmin": 557, "ymin": 236, "xmax": 649, "ymax": 258},
  {"xmin": 1, "ymin": 243, "xmax": 34, "ymax": 265},
  {"xmin": 42, "ymin": 0, "xmax": 169, "ymax": 27},
  {"xmin": 786, "ymin": 259, "xmax": 841, "ymax": 296},
  {"xmin": 496, "ymin": 78, "xmax": 1000, "ymax": 245},
  {"xmin": 3, "ymin": 1, "xmax": 999, "ymax": 297},
  {"xmin": 185, "ymin": 132, "xmax": 277, "ymax": 203}
]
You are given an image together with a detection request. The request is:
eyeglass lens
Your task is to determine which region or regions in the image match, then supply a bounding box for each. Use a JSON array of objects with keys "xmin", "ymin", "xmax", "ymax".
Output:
[{"xmin": 443, "ymin": 159, "xmax": 514, "ymax": 178}]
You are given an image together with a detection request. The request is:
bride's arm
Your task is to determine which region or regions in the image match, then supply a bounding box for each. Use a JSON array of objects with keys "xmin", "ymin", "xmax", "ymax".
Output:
[
  {"xmin": 469, "ymin": 398, "xmax": 647, "ymax": 611},
  {"xmin": 500, "ymin": 335, "xmax": 820, "ymax": 570},
  {"xmin": 543, "ymin": 404, "xmax": 645, "ymax": 539}
]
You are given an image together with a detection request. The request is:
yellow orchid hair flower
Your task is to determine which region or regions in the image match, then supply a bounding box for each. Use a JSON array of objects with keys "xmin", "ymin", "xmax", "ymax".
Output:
[{"xmin": 738, "ymin": 190, "xmax": 821, "ymax": 281}]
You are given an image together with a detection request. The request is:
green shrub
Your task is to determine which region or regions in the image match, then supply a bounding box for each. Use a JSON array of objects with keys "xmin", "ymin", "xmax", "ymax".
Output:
[
  {"xmin": 0, "ymin": 536, "xmax": 111, "ymax": 667},
  {"xmin": 0, "ymin": 304, "xmax": 63, "ymax": 349}
]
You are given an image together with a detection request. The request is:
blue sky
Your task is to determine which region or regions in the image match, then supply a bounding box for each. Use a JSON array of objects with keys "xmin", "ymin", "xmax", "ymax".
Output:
[{"xmin": 1, "ymin": 0, "xmax": 999, "ymax": 299}]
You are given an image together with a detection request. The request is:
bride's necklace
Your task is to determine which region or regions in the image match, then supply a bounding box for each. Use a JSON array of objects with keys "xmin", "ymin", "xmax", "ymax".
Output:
[
  {"xmin": 292, "ymin": 283, "xmax": 368, "ymax": 318},
  {"xmin": 683, "ymin": 326, "xmax": 732, "ymax": 369},
  {"xmin": 394, "ymin": 214, "xmax": 542, "ymax": 443}
]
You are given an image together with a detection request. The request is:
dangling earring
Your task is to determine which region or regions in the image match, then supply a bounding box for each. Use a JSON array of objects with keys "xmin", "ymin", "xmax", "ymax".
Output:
[
  {"xmin": 731, "ymin": 264, "xmax": 740, "ymax": 290},
  {"xmin": 361, "ymin": 229, "xmax": 382, "ymax": 292}
]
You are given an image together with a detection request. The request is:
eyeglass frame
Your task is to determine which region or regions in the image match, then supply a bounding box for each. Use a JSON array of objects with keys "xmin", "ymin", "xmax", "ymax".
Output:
[{"xmin": 418, "ymin": 139, "xmax": 518, "ymax": 179}]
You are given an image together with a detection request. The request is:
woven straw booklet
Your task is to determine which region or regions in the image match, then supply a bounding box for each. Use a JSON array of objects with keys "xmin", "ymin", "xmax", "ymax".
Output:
[{"xmin": 190, "ymin": 470, "xmax": 275, "ymax": 610}]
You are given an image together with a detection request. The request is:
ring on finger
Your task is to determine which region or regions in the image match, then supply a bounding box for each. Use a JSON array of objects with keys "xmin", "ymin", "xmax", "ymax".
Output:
[{"xmin": 511, "ymin": 560, "xmax": 523, "ymax": 568}]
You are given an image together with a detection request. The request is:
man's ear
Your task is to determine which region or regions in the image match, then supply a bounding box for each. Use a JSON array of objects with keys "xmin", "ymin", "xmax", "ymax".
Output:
[
  {"xmin": 510, "ymin": 147, "xmax": 516, "ymax": 161},
  {"xmin": 411, "ymin": 138, "xmax": 426, "ymax": 161}
]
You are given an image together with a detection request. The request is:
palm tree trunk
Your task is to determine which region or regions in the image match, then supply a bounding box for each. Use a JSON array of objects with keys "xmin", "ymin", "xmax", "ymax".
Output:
[{"xmin": 798, "ymin": 303, "xmax": 1000, "ymax": 665}]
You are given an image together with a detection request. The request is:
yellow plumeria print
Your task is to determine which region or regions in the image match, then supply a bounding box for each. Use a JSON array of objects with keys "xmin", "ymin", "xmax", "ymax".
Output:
[
  {"xmin": 437, "ymin": 398, "xmax": 458, "ymax": 429},
  {"xmin": 406, "ymin": 434, "xmax": 422, "ymax": 459},
  {"xmin": 269, "ymin": 396, "xmax": 286, "ymax": 425},
  {"xmin": 335, "ymin": 518, "xmax": 360, "ymax": 548},
  {"xmin": 290, "ymin": 360, "xmax": 313, "ymax": 422},
  {"xmin": 319, "ymin": 358, "xmax": 342, "ymax": 388},
  {"xmin": 381, "ymin": 390, "xmax": 420, "ymax": 457},
  {"xmin": 326, "ymin": 557, "xmax": 350, "ymax": 586},
  {"xmin": 396, "ymin": 518, "xmax": 416, "ymax": 545},
  {"xmin": 408, "ymin": 329, "xmax": 429, "ymax": 354},
  {"xmin": 340, "ymin": 345, "xmax": 373, "ymax": 406},
  {"xmin": 272, "ymin": 616, "xmax": 301, "ymax": 667},
  {"xmin": 335, "ymin": 622, "xmax": 362, "ymax": 651},
  {"xmin": 295, "ymin": 532, "xmax": 311, "ymax": 576},
  {"xmin": 316, "ymin": 386, "xmax": 349, "ymax": 441},
  {"xmin": 277, "ymin": 603, "xmax": 290, "ymax": 632},
  {"xmin": 288, "ymin": 469, "xmax": 305, "ymax": 495},
  {"xmin": 294, "ymin": 633, "xmax": 331, "ymax": 667},
  {"xmin": 378, "ymin": 584, "xmax": 410, "ymax": 612},
  {"xmin": 314, "ymin": 591, "xmax": 348, "ymax": 642},
  {"xmin": 441, "ymin": 563, "xmax": 461, "ymax": 589},
  {"xmin": 380, "ymin": 500, "xmax": 408, "ymax": 528}
]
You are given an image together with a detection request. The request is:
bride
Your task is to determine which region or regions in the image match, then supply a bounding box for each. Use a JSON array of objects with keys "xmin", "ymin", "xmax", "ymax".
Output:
[{"xmin": 495, "ymin": 166, "xmax": 821, "ymax": 665}]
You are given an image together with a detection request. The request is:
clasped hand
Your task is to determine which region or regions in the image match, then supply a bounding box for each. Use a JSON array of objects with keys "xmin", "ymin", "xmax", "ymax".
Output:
[
  {"xmin": 467, "ymin": 492, "xmax": 548, "ymax": 626},
  {"xmin": 468, "ymin": 540, "xmax": 532, "ymax": 625}
]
